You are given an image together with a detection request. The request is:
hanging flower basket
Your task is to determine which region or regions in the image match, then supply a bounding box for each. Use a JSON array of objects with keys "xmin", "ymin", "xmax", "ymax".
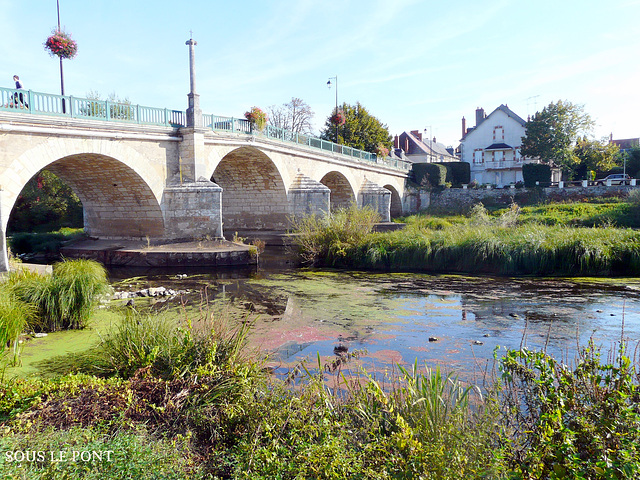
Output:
[
  {"xmin": 244, "ymin": 106, "xmax": 268, "ymax": 131},
  {"xmin": 330, "ymin": 110, "xmax": 346, "ymax": 126},
  {"xmin": 44, "ymin": 29, "xmax": 78, "ymax": 59}
]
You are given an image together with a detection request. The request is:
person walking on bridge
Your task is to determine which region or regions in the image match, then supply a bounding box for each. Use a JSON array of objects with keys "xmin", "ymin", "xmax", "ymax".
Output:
[{"xmin": 12, "ymin": 75, "xmax": 28, "ymax": 109}]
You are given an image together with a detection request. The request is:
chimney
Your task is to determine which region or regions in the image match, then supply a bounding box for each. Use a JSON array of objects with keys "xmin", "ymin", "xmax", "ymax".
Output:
[
  {"xmin": 433, "ymin": 137, "xmax": 436, "ymax": 144},
  {"xmin": 462, "ymin": 117, "xmax": 466, "ymax": 138},
  {"xmin": 410, "ymin": 130, "xmax": 422, "ymax": 141},
  {"xmin": 475, "ymin": 107, "xmax": 485, "ymax": 127},
  {"xmin": 405, "ymin": 137, "xmax": 409, "ymax": 153},
  {"xmin": 394, "ymin": 135, "xmax": 399, "ymax": 149}
]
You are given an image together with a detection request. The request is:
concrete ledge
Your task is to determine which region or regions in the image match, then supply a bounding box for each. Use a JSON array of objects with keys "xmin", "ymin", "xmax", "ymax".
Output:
[{"xmin": 61, "ymin": 238, "xmax": 256, "ymax": 268}]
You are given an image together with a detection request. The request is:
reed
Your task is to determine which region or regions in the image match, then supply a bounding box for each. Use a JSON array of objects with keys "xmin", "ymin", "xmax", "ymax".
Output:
[
  {"xmin": 0, "ymin": 285, "xmax": 35, "ymax": 364},
  {"xmin": 38, "ymin": 308, "xmax": 255, "ymax": 381},
  {"xmin": 347, "ymin": 222, "xmax": 640, "ymax": 275},
  {"xmin": 290, "ymin": 205, "xmax": 380, "ymax": 266},
  {"xmin": 8, "ymin": 259, "xmax": 110, "ymax": 331}
]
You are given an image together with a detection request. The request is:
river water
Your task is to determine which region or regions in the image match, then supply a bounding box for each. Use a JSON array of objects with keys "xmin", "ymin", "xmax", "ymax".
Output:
[{"xmin": 105, "ymin": 249, "xmax": 640, "ymax": 381}]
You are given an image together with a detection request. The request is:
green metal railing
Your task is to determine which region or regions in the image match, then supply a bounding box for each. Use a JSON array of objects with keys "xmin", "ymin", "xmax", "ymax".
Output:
[
  {"xmin": 1, "ymin": 86, "xmax": 410, "ymax": 170},
  {"xmin": 0, "ymin": 87, "xmax": 185, "ymax": 126}
]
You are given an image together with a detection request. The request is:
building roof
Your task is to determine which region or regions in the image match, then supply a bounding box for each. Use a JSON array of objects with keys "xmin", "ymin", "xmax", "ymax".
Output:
[
  {"xmin": 611, "ymin": 138, "xmax": 639, "ymax": 151},
  {"xmin": 401, "ymin": 131, "xmax": 458, "ymax": 163},
  {"xmin": 461, "ymin": 104, "xmax": 526, "ymax": 141}
]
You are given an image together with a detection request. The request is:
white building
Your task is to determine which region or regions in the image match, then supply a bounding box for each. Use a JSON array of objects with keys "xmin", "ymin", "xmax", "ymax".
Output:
[{"xmin": 459, "ymin": 105, "xmax": 557, "ymax": 187}]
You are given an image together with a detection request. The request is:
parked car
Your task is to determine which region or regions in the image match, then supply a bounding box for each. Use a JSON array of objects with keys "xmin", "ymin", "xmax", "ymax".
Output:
[{"xmin": 595, "ymin": 174, "xmax": 631, "ymax": 186}]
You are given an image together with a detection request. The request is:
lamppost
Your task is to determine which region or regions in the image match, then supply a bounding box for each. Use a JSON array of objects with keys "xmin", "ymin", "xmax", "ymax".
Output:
[
  {"xmin": 56, "ymin": 0, "xmax": 66, "ymax": 113},
  {"xmin": 327, "ymin": 76, "xmax": 338, "ymax": 143},
  {"xmin": 424, "ymin": 126, "xmax": 432, "ymax": 162}
]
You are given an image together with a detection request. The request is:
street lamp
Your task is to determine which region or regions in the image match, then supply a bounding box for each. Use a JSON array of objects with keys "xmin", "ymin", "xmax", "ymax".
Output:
[
  {"xmin": 327, "ymin": 76, "xmax": 338, "ymax": 143},
  {"xmin": 56, "ymin": 0, "xmax": 66, "ymax": 113},
  {"xmin": 424, "ymin": 126, "xmax": 432, "ymax": 163}
]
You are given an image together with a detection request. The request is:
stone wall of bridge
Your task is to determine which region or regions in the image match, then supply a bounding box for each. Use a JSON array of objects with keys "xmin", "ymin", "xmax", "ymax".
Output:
[{"xmin": 0, "ymin": 115, "xmax": 410, "ymax": 271}]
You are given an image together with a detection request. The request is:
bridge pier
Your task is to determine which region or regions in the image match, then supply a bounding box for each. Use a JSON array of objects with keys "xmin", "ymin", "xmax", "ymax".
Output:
[
  {"xmin": 359, "ymin": 179, "xmax": 391, "ymax": 222},
  {"xmin": 288, "ymin": 173, "xmax": 330, "ymax": 218},
  {"xmin": 162, "ymin": 179, "xmax": 224, "ymax": 239}
]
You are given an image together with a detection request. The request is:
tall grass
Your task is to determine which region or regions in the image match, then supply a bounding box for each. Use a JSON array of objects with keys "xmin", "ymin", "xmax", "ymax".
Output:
[
  {"xmin": 38, "ymin": 308, "xmax": 256, "ymax": 381},
  {"xmin": 291, "ymin": 204, "xmax": 640, "ymax": 275},
  {"xmin": 290, "ymin": 205, "xmax": 381, "ymax": 266},
  {"xmin": 0, "ymin": 285, "xmax": 35, "ymax": 364},
  {"xmin": 7, "ymin": 259, "xmax": 110, "ymax": 331},
  {"xmin": 353, "ymin": 223, "xmax": 640, "ymax": 275}
]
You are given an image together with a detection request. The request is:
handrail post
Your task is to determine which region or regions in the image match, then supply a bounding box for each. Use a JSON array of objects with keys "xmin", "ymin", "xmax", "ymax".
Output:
[
  {"xmin": 27, "ymin": 90, "xmax": 34, "ymax": 114},
  {"xmin": 231, "ymin": 117, "xmax": 235, "ymax": 133},
  {"xmin": 69, "ymin": 96, "xmax": 74, "ymax": 118},
  {"xmin": 105, "ymin": 100, "xmax": 110, "ymax": 121},
  {"xmin": 136, "ymin": 105, "xmax": 141, "ymax": 123},
  {"xmin": 164, "ymin": 108, "xmax": 169, "ymax": 126}
]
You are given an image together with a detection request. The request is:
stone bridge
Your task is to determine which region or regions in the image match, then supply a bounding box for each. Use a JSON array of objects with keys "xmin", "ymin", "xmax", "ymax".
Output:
[{"xmin": 0, "ymin": 108, "xmax": 409, "ymax": 272}]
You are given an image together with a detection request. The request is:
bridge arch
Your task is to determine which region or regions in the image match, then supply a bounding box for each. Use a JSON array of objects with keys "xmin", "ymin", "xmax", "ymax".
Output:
[
  {"xmin": 7, "ymin": 154, "xmax": 164, "ymax": 238},
  {"xmin": 319, "ymin": 171, "xmax": 357, "ymax": 211},
  {"xmin": 384, "ymin": 184, "xmax": 404, "ymax": 218},
  {"xmin": 2, "ymin": 137, "xmax": 167, "ymax": 248},
  {"xmin": 211, "ymin": 146, "xmax": 289, "ymax": 231}
]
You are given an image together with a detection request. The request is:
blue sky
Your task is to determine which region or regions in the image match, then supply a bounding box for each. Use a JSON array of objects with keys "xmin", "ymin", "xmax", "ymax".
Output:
[{"xmin": 2, "ymin": 0, "xmax": 639, "ymax": 147}]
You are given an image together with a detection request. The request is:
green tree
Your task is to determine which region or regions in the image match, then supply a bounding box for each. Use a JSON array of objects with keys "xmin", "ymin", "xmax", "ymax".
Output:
[
  {"xmin": 571, "ymin": 137, "xmax": 621, "ymax": 179},
  {"xmin": 320, "ymin": 102, "xmax": 392, "ymax": 154},
  {"xmin": 520, "ymin": 100, "xmax": 594, "ymax": 171},
  {"xmin": 624, "ymin": 147, "xmax": 640, "ymax": 178},
  {"xmin": 8, "ymin": 170, "xmax": 83, "ymax": 233}
]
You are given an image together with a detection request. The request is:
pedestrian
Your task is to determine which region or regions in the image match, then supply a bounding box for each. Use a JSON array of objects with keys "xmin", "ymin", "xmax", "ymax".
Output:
[{"xmin": 12, "ymin": 75, "xmax": 28, "ymax": 108}]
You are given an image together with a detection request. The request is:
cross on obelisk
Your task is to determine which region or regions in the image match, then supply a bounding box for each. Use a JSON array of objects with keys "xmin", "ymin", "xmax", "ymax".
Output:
[{"xmin": 185, "ymin": 35, "xmax": 202, "ymax": 128}]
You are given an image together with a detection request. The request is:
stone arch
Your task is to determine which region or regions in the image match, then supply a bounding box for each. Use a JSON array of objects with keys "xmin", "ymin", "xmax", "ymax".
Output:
[
  {"xmin": 212, "ymin": 146, "xmax": 289, "ymax": 230},
  {"xmin": 7, "ymin": 154, "xmax": 165, "ymax": 238},
  {"xmin": 384, "ymin": 184, "xmax": 403, "ymax": 218},
  {"xmin": 319, "ymin": 171, "xmax": 356, "ymax": 211}
]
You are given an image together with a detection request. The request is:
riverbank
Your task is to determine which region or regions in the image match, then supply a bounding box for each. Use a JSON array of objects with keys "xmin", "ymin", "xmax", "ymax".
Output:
[
  {"xmin": 291, "ymin": 201, "xmax": 640, "ymax": 276},
  {"xmin": 2, "ymin": 303, "xmax": 639, "ymax": 478}
]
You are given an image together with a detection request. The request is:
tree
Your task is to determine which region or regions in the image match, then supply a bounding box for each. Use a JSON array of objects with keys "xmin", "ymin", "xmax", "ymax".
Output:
[
  {"xmin": 571, "ymin": 137, "xmax": 621, "ymax": 179},
  {"xmin": 319, "ymin": 102, "xmax": 392, "ymax": 154},
  {"xmin": 625, "ymin": 147, "xmax": 640, "ymax": 178},
  {"xmin": 267, "ymin": 97, "xmax": 314, "ymax": 135},
  {"xmin": 520, "ymin": 100, "xmax": 594, "ymax": 171},
  {"xmin": 8, "ymin": 170, "xmax": 83, "ymax": 233}
]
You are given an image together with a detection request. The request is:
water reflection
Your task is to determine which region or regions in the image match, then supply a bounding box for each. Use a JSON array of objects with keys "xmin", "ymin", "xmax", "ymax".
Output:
[{"xmin": 106, "ymin": 256, "xmax": 640, "ymax": 380}]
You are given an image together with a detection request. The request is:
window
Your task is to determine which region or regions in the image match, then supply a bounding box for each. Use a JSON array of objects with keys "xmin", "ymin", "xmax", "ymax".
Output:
[
  {"xmin": 474, "ymin": 150, "xmax": 483, "ymax": 164},
  {"xmin": 494, "ymin": 150, "xmax": 504, "ymax": 162},
  {"xmin": 494, "ymin": 126, "xmax": 504, "ymax": 141},
  {"xmin": 515, "ymin": 148, "xmax": 521, "ymax": 161}
]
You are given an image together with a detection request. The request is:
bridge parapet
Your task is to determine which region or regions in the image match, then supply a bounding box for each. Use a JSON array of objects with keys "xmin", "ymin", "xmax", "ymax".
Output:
[{"xmin": 1, "ymin": 86, "xmax": 410, "ymax": 172}]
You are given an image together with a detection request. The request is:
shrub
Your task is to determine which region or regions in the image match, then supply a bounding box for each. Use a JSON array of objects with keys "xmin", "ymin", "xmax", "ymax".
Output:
[
  {"xmin": 412, "ymin": 163, "xmax": 447, "ymax": 188},
  {"xmin": 522, "ymin": 163, "xmax": 551, "ymax": 187},
  {"xmin": 499, "ymin": 342, "xmax": 640, "ymax": 478},
  {"xmin": 440, "ymin": 161, "xmax": 471, "ymax": 186}
]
